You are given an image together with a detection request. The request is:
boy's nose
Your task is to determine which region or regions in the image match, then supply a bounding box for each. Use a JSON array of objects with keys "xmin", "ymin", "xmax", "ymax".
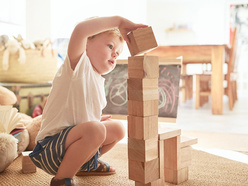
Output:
[{"xmin": 112, "ymin": 52, "xmax": 117, "ymax": 59}]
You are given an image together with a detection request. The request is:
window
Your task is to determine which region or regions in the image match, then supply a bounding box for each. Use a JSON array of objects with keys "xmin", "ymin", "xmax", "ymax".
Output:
[{"xmin": 0, "ymin": 0, "xmax": 26, "ymax": 37}]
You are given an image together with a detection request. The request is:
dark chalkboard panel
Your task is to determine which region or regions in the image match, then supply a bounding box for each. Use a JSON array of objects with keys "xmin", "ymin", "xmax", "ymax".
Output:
[
  {"xmin": 103, "ymin": 64, "xmax": 128, "ymax": 115},
  {"xmin": 158, "ymin": 64, "xmax": 181, "ymax": 118},
  {"xmin": 102, "ymin": 59, "xmax": 181, "ymax": 119}
]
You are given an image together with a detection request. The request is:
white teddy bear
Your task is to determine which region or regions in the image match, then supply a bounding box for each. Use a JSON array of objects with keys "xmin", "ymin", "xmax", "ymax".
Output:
[{"xmin": 0, "ymin": 133, "xmax": 18, "ymax": 172}]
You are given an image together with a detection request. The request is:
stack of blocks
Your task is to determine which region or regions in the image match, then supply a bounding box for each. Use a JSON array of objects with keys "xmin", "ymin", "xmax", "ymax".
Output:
[
  {"xmin": 127, "ymin": 27, "xmax": 197, "ymax": 186},
  {"xmin": 158, "ymin": 128, "xmax": 197, "ymax": 184},
  {"xmin": 127, "ymin": 27, "xmax": 163, "ymax": 185}
]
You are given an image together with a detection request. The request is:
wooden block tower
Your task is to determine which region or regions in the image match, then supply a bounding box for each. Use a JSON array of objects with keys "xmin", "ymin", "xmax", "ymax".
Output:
[
  {"xmin": 127, "ymin": 26, "xmax": 197, "ymax": 186},
  {"xmin": 127, "ymin": 27, "xmax": 163, "ymax": 185}
]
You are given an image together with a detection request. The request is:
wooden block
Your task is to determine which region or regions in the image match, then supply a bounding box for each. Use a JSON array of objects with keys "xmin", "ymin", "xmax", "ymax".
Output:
[
  {"xmin": 128, "ymin": 100, "xmax": 158, "ymax": 117},
  {"xmin": 128, "ymin": 89, "xmax": 158, "ymax": 101},
  {"xmin": 127, "ymin": 78, "xmax": 158, "ymax": 90},
  {"xmin": 129, "ymin": 158, "xmax": 160, "ymax": 184},
  {"xmin": 164, "ymin": 167, "xmax": 188, "ymax": 184},
  {"xmin": 128, "ymin": 56, "xmax": 159, "ymax": 79},
  {"xmin": 128, "ymin": 137, "xmax": 158, "ymax": 162},
  {"xmin": 180, "ymin": 136, "xmax": 198, "ymax": 148},
  {"xmin": 128, "ymin": 115, "xmax": 158, "ymax": 140},
  {"xmin": 127, "ymin": 26, "xmax": 158, "ymax": 56},
  {"xmin": 164, "ymin": 136, "xmax": 181, "ymax": 170},
  {"xmin": 180, "ymin": 146, "xmax": 192, "ymax": 169},
  {"xmin": 22, "ymin": 151, "xmax": 36, "ymax": 173},
  {"xmin": 135, "ymin": 178, "xmax": 164, "ymax": 186},
  {"xmin": 127, "ymin": 77, "xmax": 159, "ymax": 102},
  {"xmin": 158, "ymin": 127, "xmax": 181, "ymax": 140},
  {"xmin": 158, "ymin": 140, "xmax": 164, "ymax": 180}
]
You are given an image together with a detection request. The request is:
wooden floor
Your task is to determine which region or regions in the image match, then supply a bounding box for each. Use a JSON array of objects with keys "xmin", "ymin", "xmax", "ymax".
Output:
[{"xmin": 174, "ymin": 91, "xmax": 248, "ymax": 135}]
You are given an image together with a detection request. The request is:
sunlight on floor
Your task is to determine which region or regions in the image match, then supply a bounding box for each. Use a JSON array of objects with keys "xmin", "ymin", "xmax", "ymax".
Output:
[{"xmin": 194, "ymin": 147, "xmax": 248, "ymax": 165}]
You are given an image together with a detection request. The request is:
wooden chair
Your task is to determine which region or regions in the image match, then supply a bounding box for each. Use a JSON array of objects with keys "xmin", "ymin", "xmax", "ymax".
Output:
[
  {"xmin": 195, "ymin": 28, "xmax": 238, "ymax": 110},
  {"xmin": 180, "ymin": 74, "xmax": 193, "ymax": 103},
  {"xmin": 180, "ymin": 58, "xmax": 194, "ymax": 103}
]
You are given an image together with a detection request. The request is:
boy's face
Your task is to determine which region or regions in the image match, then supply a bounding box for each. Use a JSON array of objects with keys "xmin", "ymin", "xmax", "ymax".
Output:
[{"xmin": 86, "ymin": 33, "xmax": 124, "ymax": 75}]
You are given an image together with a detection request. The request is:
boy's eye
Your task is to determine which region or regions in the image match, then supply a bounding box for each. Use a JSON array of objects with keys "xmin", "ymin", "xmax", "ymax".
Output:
[{"xmin": 108, "ymin": 44, "xmax": 113, "ymax": 49}]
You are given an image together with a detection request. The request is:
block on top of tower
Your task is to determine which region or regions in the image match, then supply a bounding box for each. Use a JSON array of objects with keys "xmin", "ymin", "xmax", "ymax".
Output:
[{"xmin": 127, "ymin": 26, "xmax": 158, "ymax": 56}]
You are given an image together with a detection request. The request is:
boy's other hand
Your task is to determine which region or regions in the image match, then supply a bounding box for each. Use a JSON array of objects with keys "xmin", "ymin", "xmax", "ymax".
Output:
[{"xmin": 101, "ymin": 115, "xmax": 112, "ymax": 121}]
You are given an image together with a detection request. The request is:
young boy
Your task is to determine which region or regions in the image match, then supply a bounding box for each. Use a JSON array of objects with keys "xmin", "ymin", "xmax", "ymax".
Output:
[{"xmin": 29, "ymin": 16, "xmax": 147, "ymax": 186}]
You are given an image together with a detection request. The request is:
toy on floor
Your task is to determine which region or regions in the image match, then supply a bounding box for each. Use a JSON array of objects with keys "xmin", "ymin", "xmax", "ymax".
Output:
[{"xmin": 0, "ymin": 85, "xmax": 42, "ymax": 173}]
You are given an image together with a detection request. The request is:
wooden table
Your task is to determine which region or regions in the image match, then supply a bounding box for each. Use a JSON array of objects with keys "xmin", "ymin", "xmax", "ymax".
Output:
[{"xmin": 146, "ymin": 45, "xmax": 230, "ymax": 115}]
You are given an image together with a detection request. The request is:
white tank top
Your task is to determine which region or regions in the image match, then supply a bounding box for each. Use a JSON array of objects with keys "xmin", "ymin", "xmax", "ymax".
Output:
[{"xmin": 36, "ymin": 52, "xmax": 107, "ymax": 142}]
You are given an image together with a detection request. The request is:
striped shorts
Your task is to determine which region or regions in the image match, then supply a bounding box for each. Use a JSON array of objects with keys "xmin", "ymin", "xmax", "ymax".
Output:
[{"xmin": 29, "ymin": 126, "xmax": 101, "ymax": 175}]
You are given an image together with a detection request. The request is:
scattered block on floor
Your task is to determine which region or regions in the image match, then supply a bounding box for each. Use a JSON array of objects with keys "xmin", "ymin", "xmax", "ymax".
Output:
[
  {"xmin": 22, "ymin": 151, "xmax": 36, "ymax": 173},
  {"xmin": 128, "ymin": 137, "xmax": 158, "ymax": 162},
  {"xmin": 128, "ymin": 100, "xmax": 158, "ymax": 117},
  {"xmin": 128, "ymin": 115, "xmax": 158, "ymax": 140},
  {"xmin": 128, "ymin": 56, "xmax": 159, "ymax": 79},
  {"xmin": 129, "ymin": 158, "xmax": 160, "ymax": 184},
  {"xmin": 127, "ymin": 26, "xmax": 158, "ymax": 56}
]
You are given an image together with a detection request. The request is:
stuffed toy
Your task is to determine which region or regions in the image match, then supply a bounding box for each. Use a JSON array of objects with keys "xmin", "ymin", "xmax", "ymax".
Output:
[
  {"xmin": 0, "ymin": 35, "xmax": 9, "ymax": 51},
  {"xmin": 0, "ymin": 86, "xmax": 17, "ymax": 105},
  {"xmin": 0, "ymin": 86, "xmax": 42, "ymax": 173},
  {"xmin": 2, "ymin": 40, "xmax": 26, "ymax": 71},
  {"xmin": 25, "ymin": 115, "xmax": 42, "ymax": 151},
  {"xmin": 0, "ymin": 133, "xmax": 18, "ymax": 172},
  {"xmin": 13, "ymin": 34, "xmax": 35, "ymax": 50},
  {"xmin": 33, "ymin": 39, "xmax": 54, "ymax": 57}
]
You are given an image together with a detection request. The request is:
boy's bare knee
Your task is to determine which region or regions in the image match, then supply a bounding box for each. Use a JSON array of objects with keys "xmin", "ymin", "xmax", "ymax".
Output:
[
  {"xmin": 89, "ymin": 121, "xmax": 106, "ymax": 145},
  {"xmin": 114, "ymin": 120, "xmax": 125, "ymax": 141},
  {"xmin": 72, "ymin": 121, "xmax": 106, "ymax": 145}
]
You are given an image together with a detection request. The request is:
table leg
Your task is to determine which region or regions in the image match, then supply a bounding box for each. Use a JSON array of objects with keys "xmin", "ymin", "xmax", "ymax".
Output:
[{"xmin": 211, "ymin": 46, "xmax": 225, "ymax": 114}]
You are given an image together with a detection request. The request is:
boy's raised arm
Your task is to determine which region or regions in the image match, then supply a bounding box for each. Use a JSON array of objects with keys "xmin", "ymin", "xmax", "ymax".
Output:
[{"xmin": 67, "ymin": 16, "xmax": 147, "ymax": 70}]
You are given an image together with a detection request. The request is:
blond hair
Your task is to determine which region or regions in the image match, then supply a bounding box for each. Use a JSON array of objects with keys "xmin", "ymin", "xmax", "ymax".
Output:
[{"xmin": 88, "ymin": 28, "xmax": 124, "ymax": 42}]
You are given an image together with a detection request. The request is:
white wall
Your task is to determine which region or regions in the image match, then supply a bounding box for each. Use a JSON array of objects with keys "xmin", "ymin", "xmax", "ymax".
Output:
[
  {"xmin": 50, "ymin": 0, "xmax": 147, "ymax": 39},
  {"xmin": 26, "ymin": 0, "xmax": 51, "ymax": 41},
  {"xmin": 49, "ymin": 0, "xmax": 147, "ymax": 59},
  {"xmin": 147, "ymin": 0, "xmax": 229, "ymax": 45}
]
